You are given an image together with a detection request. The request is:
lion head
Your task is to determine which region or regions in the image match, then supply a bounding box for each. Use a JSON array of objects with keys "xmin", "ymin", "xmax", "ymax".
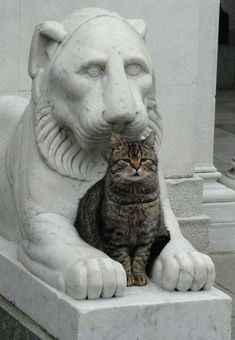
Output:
[{"xmin": 28, "ymin": 8, "xmax": 162, "ymax": 180}]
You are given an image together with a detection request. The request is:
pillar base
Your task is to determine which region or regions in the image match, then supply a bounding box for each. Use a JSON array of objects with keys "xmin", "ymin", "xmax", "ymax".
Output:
[{"xmin": 194, "ymin": 169, "xmax": 235, "ymax": 252}]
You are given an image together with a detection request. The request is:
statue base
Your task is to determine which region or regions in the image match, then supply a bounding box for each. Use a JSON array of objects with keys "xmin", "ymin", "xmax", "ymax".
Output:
[{"xmin": 0, "ymin": 237, "xmax": 231, "ymax": 340}]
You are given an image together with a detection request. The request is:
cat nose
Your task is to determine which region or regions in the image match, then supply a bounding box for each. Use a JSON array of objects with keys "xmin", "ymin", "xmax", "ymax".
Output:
[{"xmin": 132, "ymin": 160, "xmax": 140, "ymax": 170}]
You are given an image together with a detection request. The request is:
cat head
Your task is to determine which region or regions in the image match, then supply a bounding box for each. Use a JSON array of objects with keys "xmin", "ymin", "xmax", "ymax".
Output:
[{"xmin": 108, "ymin": 131, "xmax": 158, "ymax": 183}]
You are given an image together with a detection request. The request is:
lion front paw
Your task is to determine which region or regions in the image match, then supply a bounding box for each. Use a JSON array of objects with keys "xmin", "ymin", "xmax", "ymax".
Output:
[
  {"xmin": 65, "ymin": 258, "xmax": 127, "ymax": 299},
  {"xmin": 151, "ymin": 243, "xmax": 215, "ymax": 291}
]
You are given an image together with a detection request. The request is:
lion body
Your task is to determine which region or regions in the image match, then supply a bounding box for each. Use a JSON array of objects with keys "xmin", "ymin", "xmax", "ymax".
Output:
[
  {"xmin": 0, "ymin": 96, "xmax": 27, "ymax": 240},
  {"xmin": 0, "ymin": 98, "xmax": 105, "ymax": 241},
  {"xmin": 0, "ymin": 8, "xmax": 215, "ymax": 298}
]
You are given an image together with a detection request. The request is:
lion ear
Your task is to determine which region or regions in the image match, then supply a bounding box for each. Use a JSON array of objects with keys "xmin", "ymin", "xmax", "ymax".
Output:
[
  {"xmin": 28, "ymin": 21, "xmax": 67, "ymax": 79},
  {"xmin": 127, "ymin": 19, "xmax": 147, "ymax": 40}
]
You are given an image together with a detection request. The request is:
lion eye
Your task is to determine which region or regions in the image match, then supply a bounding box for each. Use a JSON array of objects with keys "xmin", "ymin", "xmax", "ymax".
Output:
[
  {"xmin": 125, "ymin": 64, "xmax": 143, "ymax": 77},
  {"xmin": 84, "ymin": 65, "xmax": 104, "ymax": 79}
]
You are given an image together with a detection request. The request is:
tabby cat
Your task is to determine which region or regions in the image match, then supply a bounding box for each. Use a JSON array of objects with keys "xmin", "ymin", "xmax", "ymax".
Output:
[{"xmin": 74, "ymin": 131, "xmax": 169, "ymax": 287}]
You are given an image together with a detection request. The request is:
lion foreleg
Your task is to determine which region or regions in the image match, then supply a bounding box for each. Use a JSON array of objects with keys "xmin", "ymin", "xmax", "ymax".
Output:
[
  {"xmin": 18, "ymin": 243, "xmax": 65, "ymax": 291},
  {"xmin": 150, "ymin": 170, "xmax": 215, "ymax": 292},
  {"xmin": 18, "ymin": 213, "xmax": 126, "ymax": 299}
]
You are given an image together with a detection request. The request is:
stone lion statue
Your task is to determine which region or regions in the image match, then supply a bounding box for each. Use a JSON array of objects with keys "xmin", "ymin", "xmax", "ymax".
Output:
[{"xmin": 0, "ymin": 8, "xmax": 215, "ymax": 299}]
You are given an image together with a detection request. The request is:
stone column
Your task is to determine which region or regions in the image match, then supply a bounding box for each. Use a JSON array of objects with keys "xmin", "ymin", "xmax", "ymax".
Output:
[
  {"xmin": 193, "ymin": 0, "xmax": 220, "ymax": 189},
  {"xmin": 189, "ymin": 0, "xmax": 235, "ymax": 254}
]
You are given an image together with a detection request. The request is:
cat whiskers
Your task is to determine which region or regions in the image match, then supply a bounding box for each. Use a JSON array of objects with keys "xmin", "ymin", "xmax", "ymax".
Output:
[{"xmin": 111, "ymin": 172, "xmax": 125, "ymax": 184}]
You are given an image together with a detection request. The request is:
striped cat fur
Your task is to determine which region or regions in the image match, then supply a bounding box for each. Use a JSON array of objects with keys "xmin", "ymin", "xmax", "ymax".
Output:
[{"xmin": 74, "ymin": 131, "xmax": 169, "ymax": 286}]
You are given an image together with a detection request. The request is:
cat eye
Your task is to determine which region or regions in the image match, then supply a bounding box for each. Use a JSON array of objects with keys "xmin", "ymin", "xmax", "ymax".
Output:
[{"xmin": 140, "ymin": 158, "xmax": 150, "ymax": 163}]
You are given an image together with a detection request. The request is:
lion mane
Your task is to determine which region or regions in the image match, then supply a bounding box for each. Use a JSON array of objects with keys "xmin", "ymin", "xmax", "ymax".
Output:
[{"xmin": 33, "ymin": 98, "xmax": 162, "ymax": 180}]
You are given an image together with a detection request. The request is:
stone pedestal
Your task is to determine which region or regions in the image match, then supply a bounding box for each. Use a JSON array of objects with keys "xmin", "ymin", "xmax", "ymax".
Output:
[
  {"xmin": 0, "ymin": 237, "xmax": 231, "ymax": 340},
  {"xmin": 166, "ymin": 176, "xmax": 210, "ymax": 253}
]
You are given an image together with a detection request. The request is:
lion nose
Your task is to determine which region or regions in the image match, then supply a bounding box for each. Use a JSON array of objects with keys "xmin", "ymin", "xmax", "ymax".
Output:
[
  {"xmin": 103, "ymin": 63, "xmax": 136, "ymax": 124},
  {"xmin": 103, "ymin": 102, "xmax": 135, "ymax": 125}
]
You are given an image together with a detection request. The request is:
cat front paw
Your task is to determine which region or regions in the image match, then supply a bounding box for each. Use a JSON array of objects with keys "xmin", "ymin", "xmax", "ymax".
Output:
[
  {"xmin": 65, "ymin": 258, "xmax": 126, "ymax": 299},
  {"xmin": 127, "ymin": 274, "xmax": 135, "ymax": 286},
  {"xmin": 127, "ymin": 274, "xmax": 148, "ymax": 286},
  {"xmin": 134, "ymin": 274, "xmax": 148, "ymax": 286}
]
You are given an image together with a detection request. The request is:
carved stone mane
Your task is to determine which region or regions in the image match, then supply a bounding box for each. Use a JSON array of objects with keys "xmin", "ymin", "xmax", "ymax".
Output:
[
  {"xmin": 34, "ymin": 103, "xmax": 95, "ymax": 180},
  {"xmin": 34, "ymin": 98, "xmax": 162, "ymax": 180}
]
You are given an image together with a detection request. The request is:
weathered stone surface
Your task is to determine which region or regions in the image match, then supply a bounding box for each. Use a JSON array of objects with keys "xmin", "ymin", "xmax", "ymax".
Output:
[
  {"xmin": 179, "ymin": 215, "xmax": 210, "ymax": 253},
  {"xmin": 157, "ymin": 84, "xmax": 196, "ymax": 178},
  {"xmin": 1, "ymin": 0, "xmax": 209, "ymax": 178},
  {"xmin": 0, "ymin": 7, "xmax": 216, "ymax": 299},
  {"xmin": 166, "ymin": 176, "xmax": 203, "ymax": 217},
  {"xmin": 0, "ymin": 238, "xmax": 231, "ymax": 340},
  {"xmin": 193, "ymin": 0, "xmax": 220, "ymax": 172},
  {"xmin": 204, "ymin": 199, "xmax": 235, "ymax": 253},
  {"xmin": 166, "ymin": 176, "xmax": 209, "ymax": 253},
  {"xmin": 0, "ymin": 307, "xmax": 40, "ymax": 340},
  {"xmin": 211, "ymin": 254, "xmax": 235, "ymax": 340},
  {"xmin": 209, "ymin": 222, "xmax": 235, "ymax": 253},
  {"xmin": 0, "ymin": 0, "xmax": 20, "ymax": 93},
  {"xmin": 0, "ymin": 296, "xmax": 54, "ymax": 340}
]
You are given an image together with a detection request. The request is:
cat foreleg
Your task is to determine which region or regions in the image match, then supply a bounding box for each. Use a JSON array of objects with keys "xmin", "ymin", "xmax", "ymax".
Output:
[{"xmin": 132, "ymin": 246, "xmax": 150, "ymax": 286}]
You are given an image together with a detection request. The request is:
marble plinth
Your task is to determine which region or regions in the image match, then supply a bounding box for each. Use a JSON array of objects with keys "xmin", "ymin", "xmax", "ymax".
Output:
[
  {"xmin": 166, "ymin": 176, "xmax": 210, "ymax": 253},
  {"xmin": 0, "ymin": 236, "xmax": 231, "ymax": 340}
]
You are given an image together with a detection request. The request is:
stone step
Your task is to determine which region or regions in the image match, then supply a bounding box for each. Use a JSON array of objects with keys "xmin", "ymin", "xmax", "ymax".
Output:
[
  {"xmin": 0, "ymin": 236, "xmax": 231, "ymax": 340},
  {"xmin": 201, "ymin": 180, "xmax": 235, "ymax": 253},
  {"xmin": 208, "ymin": 222, "xmax": 235, "ymax": 253},
  {"xmin": 204, "ymin": 201, "xmax": 235, "ymax": 253},
  {"xmin": 204, "ymin": 201, "xmax": 235, "ymax": 223}
]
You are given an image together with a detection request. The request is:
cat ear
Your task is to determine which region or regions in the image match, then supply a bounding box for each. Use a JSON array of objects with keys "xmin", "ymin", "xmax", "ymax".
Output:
[
  {"xmin": 143, "ymin": 131, "xmax": 156, "ymax": 149},
  {"xmin": 110, "ymin": 133, "xmax": 124, "ymax": 149}
]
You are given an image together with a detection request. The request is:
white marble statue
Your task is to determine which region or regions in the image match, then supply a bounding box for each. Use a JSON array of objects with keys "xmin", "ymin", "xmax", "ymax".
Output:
[{"xmin": 0, "ymin": 8, "xmax": 215, "ymax": 299}]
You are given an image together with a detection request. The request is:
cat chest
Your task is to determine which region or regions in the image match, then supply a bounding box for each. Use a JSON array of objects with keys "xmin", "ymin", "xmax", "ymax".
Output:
[{"xmin": 105, "ymin": 202, "xmax": 160, "ymax": 245}]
